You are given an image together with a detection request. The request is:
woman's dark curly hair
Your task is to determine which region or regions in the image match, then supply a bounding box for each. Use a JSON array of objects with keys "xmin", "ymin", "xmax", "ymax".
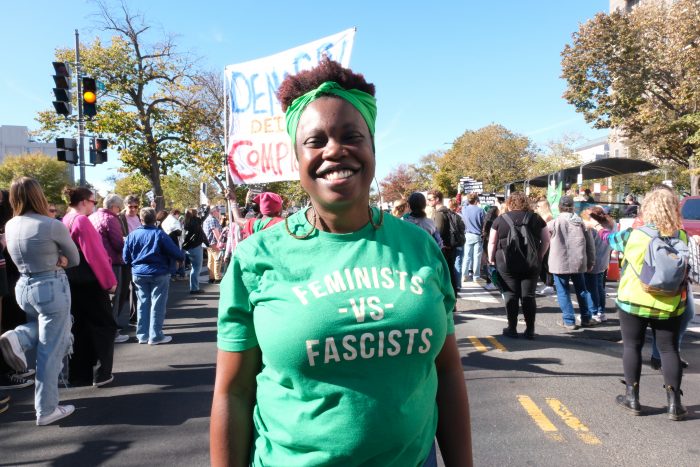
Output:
[{"xmin": 277, "ymin": 57, "xmax": 375, "ymax": 112}]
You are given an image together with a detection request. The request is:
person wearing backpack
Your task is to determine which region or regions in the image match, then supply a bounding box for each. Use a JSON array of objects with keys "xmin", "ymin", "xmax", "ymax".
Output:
[
  {"xmin": 588, "ymin": 187, "xmax": 689, "ymax": 420},
  {"xmin": 548, "ymin": 196, "xmax": 597, "ymax": 331},
  {"xmin": 461, "ymin": 193, "xmax": 484, "ymax": 285},
  {"xmin": 487, "ymin": 192, "xmax": 550, "ymax": 339},
  {"xmin": 428, "ymin": 189, "xmax": 461, "ymax": 296}
]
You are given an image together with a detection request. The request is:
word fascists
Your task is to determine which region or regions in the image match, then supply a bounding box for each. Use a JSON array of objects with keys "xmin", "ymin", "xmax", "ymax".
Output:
[{"xmin": 291, "ymin": 267, "xmax": 435, "ymax": 367}]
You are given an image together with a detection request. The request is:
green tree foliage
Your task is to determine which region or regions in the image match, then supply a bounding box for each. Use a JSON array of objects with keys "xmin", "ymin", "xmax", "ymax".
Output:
[
  {"xmin": 561, "ymin": 0, "xmax": 700, "ymax": 192},
  {"xmin": 439, "ymin": 124, "xmax": 535, "ymax": 195},
  {"xmin": 35, "ymin": 2, "xmax": 202, "ymax": 209},
  {"xmin": 0, "ymin": 153, "xmax": 71, "ymax": 203},
  {"xmin": 113, "ymin": 170, "xmax": 203, "ymax": 211}
]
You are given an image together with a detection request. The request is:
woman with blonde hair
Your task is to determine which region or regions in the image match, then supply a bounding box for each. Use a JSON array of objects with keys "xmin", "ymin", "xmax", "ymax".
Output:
[
  {"xmin": 0, "ymin": 177, "xmax": 79, "ymax": 425},
  {"xmin": 588, "ymin": 187, "xmax": 688, "ymax": 420}
]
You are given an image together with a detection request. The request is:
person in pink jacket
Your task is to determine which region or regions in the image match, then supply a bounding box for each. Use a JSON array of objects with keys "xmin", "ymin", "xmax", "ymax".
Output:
[
  {"xmin": 62, "ymin": 187, "xmax": 118, "ymax": 387},
  {"xmin": 89, "ymin": 194, "xmax": 129, "ymax": 343}
]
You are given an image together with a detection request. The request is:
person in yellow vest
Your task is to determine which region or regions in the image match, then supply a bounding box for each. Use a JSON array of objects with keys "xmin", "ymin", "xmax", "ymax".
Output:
[{"xmin": 587, "ymin": 188, "xmax": 687, "ymax": 421}]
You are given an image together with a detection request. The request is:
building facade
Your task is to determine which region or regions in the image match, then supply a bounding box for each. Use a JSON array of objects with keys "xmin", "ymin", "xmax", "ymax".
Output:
[
  {"xmin": 0, "ymin": 125, "xmax": 57, "ymax": 161},
  {"xmin": 0, "ymin": 125, "xmax": 74, "ymax": 183}
]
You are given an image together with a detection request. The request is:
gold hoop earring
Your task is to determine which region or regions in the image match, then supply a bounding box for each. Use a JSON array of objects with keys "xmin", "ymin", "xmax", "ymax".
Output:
[
  {"xmin": 368, "ymin": 206, "xmax": 384, "ymax": 230},
  {"xmin": 285, "ymin": 205, "xmax": 317, "ymax": 239}
]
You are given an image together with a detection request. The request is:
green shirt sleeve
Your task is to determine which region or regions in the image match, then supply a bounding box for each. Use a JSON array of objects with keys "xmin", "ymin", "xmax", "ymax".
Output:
[{"xmin": 217, "ymin": 246, "xmax": 259, "ymax": 352}]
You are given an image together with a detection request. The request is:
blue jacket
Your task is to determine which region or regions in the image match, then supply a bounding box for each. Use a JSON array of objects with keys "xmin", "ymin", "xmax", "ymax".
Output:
[{"xmin": 123, "ymin": 225, "xmax": 185, "ymax": 276}]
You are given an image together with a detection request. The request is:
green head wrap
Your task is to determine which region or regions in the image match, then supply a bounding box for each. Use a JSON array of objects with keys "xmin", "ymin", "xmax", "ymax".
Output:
[{"xmin": 284, "ymin": 81, "xmax": 377, "ymax": 152}]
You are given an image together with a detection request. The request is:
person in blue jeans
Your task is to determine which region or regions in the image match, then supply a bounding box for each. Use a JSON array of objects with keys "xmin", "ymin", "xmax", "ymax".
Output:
[
  {"xmin": 123, "ymin": 208, "xmax": 185, "ymax": 345},
  {"xmin": 548, "ymin": 196, "xmax": 597, "ymax": 330},
  {"xmin": 182, "ymin": 208, "xmax": 208, "ymax": 295},
  {"xmin": 0, "ymin": 177, "xmax": 80, "ymax": 425},
  {"xmin": 461, "ymin": 193, "xmax": 484, "ymax": 283},
  {"xmin": 582, "ymin": 206, "xmax": 615, "ymax": 322}
]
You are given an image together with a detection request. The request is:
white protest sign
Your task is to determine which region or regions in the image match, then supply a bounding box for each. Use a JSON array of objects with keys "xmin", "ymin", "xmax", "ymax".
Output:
[{"xmin": 224, "ymin": 29, "xmax": 356, "ymax": 184}]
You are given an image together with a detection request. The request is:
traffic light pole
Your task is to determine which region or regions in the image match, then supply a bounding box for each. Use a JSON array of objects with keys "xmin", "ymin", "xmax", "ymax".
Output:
[{"xmin": 75, "ymin": 29, "xmax": 86, "ymax": 187}]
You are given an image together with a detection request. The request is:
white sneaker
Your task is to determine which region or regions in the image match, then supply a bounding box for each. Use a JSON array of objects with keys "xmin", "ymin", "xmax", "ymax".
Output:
[
  {"xmin": 540, "ymin": 286, "xmax": 555, "ymax": 295},
  {"xmin": 114, "ymin": 332, "xmax": 129, "ymax": 344},
  {"xmin": 483, "ymin": 283, "xmax": 497, "ymax": 291},
  {"xmin": 0, "ymin": 331, "xmax": 27, "ymax": 373},
  {"xmin": 37, "ymin": 405, "xmax": 75, "ymax": 426},
  {"xmin": 592, "ymin": 313, "xmax": 603, "ymax": 323},
  {"xmin": 149, "ymin": 335, "xmax": 172, "ymax": 345},
  {"xmin": 598, "ymin": 313, "xmax": 608, "ymax": 322}
]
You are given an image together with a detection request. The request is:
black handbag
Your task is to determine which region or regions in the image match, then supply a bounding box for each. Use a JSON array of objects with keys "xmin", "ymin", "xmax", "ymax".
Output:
[{"xmin": 65, "ymin": 217, "xmax": 99, "ymax": 285}]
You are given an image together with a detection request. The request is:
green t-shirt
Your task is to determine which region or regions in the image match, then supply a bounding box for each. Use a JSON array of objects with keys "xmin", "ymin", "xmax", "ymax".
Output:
[{"xmin": 218, "ymin": 208, "xmax": 456, "ymax": 467}]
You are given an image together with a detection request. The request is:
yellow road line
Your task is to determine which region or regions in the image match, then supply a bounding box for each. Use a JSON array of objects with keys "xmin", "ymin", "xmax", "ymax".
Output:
[
  {"xmin": 467, "ymin": 336, "xmax": 488, "ymax": 352},
  {"xmin": 546, "ymin": 398, "xmax": 602, "ymax": 445},
  {"xmin": 485, "ymin": 336, "xmax": 508, "ymax": 352},
  {"xmin": 517, "ymin": 395, "xmax": 564, "ymax": 442}
]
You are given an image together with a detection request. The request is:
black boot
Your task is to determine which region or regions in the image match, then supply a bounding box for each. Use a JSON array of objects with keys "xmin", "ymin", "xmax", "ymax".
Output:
[
  {"xmin": 665, "ymin": 385, "xmax": 687, "ymax": 421},
  {"xmin": 615, "ymin": 380, "xmax": 641, "ymax": 415}
]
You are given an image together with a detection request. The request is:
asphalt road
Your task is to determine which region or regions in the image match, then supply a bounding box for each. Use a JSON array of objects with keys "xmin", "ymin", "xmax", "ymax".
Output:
[{"xmin": 1, "ymin": 276, "xmax": 698, "ymax": 466}]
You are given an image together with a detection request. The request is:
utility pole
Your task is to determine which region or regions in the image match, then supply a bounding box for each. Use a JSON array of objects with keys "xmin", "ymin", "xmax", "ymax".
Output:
[{"xmin": 75, "ymin": 29, "xmax": 86, "ymax": 187}]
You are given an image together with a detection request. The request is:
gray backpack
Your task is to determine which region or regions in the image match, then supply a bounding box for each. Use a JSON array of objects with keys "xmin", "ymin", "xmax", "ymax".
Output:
[{"xmin": 627, "ymin": 226, "xmax": 689, "ymax": 296}]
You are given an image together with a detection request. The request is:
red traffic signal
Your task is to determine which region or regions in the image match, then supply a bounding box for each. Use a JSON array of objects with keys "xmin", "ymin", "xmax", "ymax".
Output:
[{"xmin": 89, "ymin": 138, "xmax": 108, "ymax": 164}]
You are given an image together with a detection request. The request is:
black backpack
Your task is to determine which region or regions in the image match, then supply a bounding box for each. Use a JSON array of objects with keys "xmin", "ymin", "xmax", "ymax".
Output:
[
  {"xmin": 500, "ymin": 212, "xmax": 540, "ymax": 275},
  {"xmin": 442, "ymin": 210, "xmax": 466, "ymax": 248}
]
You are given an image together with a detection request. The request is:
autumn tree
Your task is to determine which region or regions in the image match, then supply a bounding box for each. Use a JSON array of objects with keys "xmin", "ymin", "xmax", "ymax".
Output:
[
  {"xmin": 0, "ymin": 153, "xmax": 71, "ymax": 203},
  {"xmin": 35, "ymin": 1, "xmax": 202, "ymax": 210},
  {"xmin": 561, "ymin": 0, "xmax": 700, "ymax": 193},
  {"xmin": 438, "ymin": 124, "xmax": 535, "ymax": 196},
  {"xmin": 379, "ymin": 164, "xmax": 423, "ymax": 201}
]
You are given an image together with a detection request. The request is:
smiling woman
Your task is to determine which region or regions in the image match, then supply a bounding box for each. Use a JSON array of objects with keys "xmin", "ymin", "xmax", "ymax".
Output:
[{"xmin": 211, "ymin": 58, "xmax": 473, "ymax": 467}]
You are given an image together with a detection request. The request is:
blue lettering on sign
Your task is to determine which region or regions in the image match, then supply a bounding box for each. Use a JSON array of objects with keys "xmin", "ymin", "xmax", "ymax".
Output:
[
  {"xmin": 250, "ymin": 74, "xmax": 266, "ymax": 115},
  {"xmin": 316, "ymin": 42, "xmax": 333, "ymax": 62},
  {"xmin": 337, "ymin": 39, "xmax": 347, "ymax": 64},
  {"xmin": 293, "ymin": 53, "xmax": 312, "ymax": 74},
  {"xmin": 266, "ymin": 71, "xmax": 282, "ymax": 117},
  {"xmin": 231, "ymin": 72, "xmax": 250, "ymax": 113}
]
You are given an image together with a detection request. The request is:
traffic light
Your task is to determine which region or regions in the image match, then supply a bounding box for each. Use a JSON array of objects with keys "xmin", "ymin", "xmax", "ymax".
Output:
[
  {"xmin": 56, "ymin": 138, "xmax": 77, "ymax": 164},
  {"xmin": 52, "ymin": 62, "xmax": 72, "ymax": 116},
  {"xmin": 89, "ymin": 138, "xmax": 108, "ymax": 164},
  {"xmin": 82, "ymin": 77, "xmax": 97, "ymax": 117}
]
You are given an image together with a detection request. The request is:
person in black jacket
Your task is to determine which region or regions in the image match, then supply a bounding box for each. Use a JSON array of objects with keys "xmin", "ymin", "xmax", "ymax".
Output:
[{"xmin": 182, "ymin": 208, "xmax": 209, "ymax": 294}]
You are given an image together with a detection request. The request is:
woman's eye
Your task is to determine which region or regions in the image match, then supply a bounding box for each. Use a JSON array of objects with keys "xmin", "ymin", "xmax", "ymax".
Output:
[
  {"xmin": 304, "ymin": 137, "xmax": 325, "ymax": 147},
  {"xmin": 344, "ymin": 133, "xmax": 364, "ymax": 143}
]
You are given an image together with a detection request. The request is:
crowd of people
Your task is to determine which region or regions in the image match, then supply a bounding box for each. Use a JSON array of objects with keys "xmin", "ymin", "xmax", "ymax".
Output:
[
  {"xmin": 0, "ymin": 56, "xmax": 694, "ymax": 466},
  {"xmin": 0, "ymin": 179, "xmax": 230, "ymax": 424}
]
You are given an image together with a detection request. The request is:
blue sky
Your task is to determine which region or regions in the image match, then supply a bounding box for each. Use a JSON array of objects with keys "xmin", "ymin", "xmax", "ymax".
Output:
[{"xmin": 1, "ymin": 0, "xmax": 609, "ymax": 193}]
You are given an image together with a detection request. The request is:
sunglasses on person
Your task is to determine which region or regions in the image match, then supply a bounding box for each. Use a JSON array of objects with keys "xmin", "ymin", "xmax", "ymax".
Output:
[
  {"xmin": 48, "ymin": 208, "xmax": 57, "ymax": 213},
  {"xmin": 128, "ymin": 205, "xmax": 139, "ymax": 209}
]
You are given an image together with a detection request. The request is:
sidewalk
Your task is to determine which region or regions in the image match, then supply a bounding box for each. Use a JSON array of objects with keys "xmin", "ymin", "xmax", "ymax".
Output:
[{"xmin": 0, "ymin": 273, "xmax": 218, "ymax": 466}]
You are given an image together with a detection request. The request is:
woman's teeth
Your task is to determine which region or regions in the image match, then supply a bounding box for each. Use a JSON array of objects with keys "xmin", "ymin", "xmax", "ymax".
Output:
[{"xmin": 323, "ymin": 169, "xmax": 354, "ymax": 181}]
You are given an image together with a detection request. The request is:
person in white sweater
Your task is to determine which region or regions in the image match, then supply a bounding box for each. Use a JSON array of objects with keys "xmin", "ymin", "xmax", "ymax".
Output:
[{"xmin": 0, "ymin": 177, "xmax": 79, "ymax": 425}]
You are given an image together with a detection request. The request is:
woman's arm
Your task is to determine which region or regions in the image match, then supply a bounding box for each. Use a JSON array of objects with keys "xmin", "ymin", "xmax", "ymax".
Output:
[
  {"xmin": 53, "ymin": 219, "xmax": 80, "ymax": 267},
  {"xmin": 73, "ymin": 216, "xmax": 117, "ymax": 290},
  {"xmin": 210, "ymin": 347, "xmax": 261, "ymax": 467},
  {"xmin": 487, "ymin": 228, "xmax": 498, "ymax": 264},
  {"xmin": 538, "ymin": 226, "xmax": 551, "ymax": 262},
  {"xmin": 435, "ymin": 334, "xmax": 473, "ymax": 467}
]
